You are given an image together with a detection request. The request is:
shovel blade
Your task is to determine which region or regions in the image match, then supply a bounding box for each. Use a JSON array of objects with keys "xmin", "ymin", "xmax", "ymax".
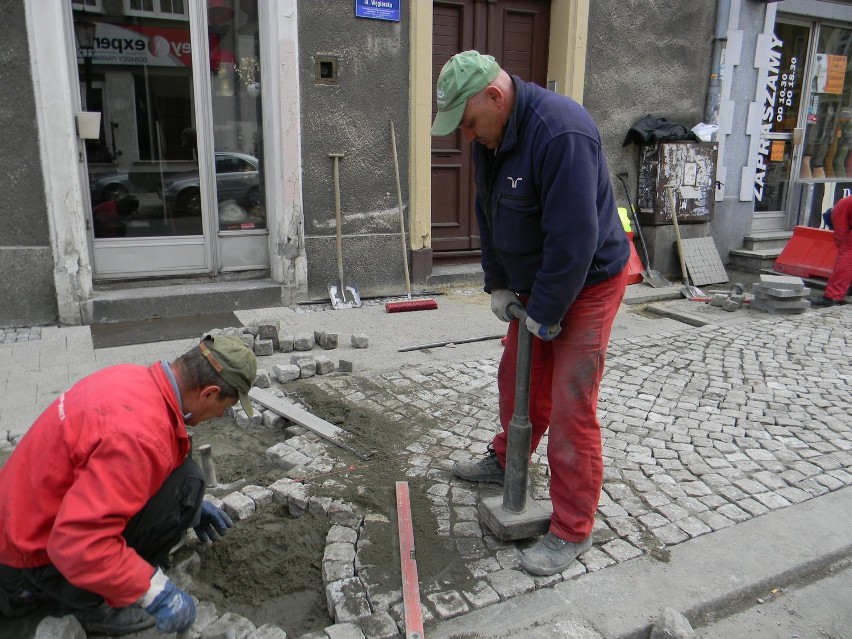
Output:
[
  {"xmin": 328, "ymin": 280, "xmax": 362, "ymax": 309},
  {"xmin": 641, "ymin": 269, "xmax": 672, "ymax": 288},
  {"xmin": 343, "ymin": 280, "xmax": 362, "ymax": 308}
]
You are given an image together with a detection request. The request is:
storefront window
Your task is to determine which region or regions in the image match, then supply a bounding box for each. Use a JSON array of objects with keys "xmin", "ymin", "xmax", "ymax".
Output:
[
  {"xmin": 74, "ymin": 3, "xmax": 202, "ymax": 239},
  {"xmin": 208, "ymin": 0, "xmax": 266, "ymax": 232},
  {"xmin": 801, "ymin": 25, "xmax": 852, "ymax": 181}
]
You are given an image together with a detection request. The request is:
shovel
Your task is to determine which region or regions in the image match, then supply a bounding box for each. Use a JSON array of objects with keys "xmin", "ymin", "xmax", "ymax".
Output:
[
  {"xmin": 327, "ymin": 153, "xmax": 361, "ymax": 309},
  {"xmin": 666, "ymin": 187, "xmax": 704, "ymax": 300},
  {"xmin": 616, "ymin": 173, "xmax": 671, "ymax": 288}
]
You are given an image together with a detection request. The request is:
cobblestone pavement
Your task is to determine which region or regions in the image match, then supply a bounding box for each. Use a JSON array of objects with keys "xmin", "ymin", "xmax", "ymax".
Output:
[
  {"xmin": 0, "ymin": 326, "xmax": 41, "ymax": 344},
  {"xmin": 3, "ymin": 302, "xmax": 850, "ymax": 638},
  {"xmin": 299, "ymin": 306, "xmax": 852, "ymax": 628}
]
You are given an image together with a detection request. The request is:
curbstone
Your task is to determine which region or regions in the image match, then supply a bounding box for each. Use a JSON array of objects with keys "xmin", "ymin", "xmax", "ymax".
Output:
[
  {"xmin": 201, "ymin": 611, "xmax": 256, "ymax": 638},
  {"xmin": 261, "ymin": 410, "xmax": 285, "ymax": 431},
  {"xmin": 426, "ymin": 589, "xmax": 470, "ymax": 620},
  {"xmin": 295, "ymin": 333, "xmax": 315, "ymax": 351},
  {"xmin": 254, "ymin": 369, "xmax": 271, "ymax": 388},
  {"xmin": 315, "ymin": 331, "xmax": 339, "ymax": 350},
  {"xmin": 315, "ymin": 355, "xmax": 335, "ymax": 375},
  {"xmin": 273, "ymin": 364, "xmax": 300, "ymax": 383},
  {"xmin": 358, "ymin": 612, "xmax": 400, "ymax": 639},
  {"xmin": 297, "ymin": 358, "xmax": 317, "ymax": 378},
  {"xmin": 650, "ymin": 607, "xmax": 696, "ymax": 639},
  {"xmin": 351, "ymin": 334, "xmax": 369, "ymax": 349},
  {"xmin": 241, "ymin": 484, "xmax": 274, "ymax": 508},
  {"xmin": 325, "ymin": 622, "xmax": 367, "ymax": 639},
  {"xmin": 338, "ymin": 359, "xmax": 354, "ymax": 373},
  {"xmin": 34, "ymin": 615, "xmax": 85, "ymax": 639},
  {"xmin": 247, "ymin": 624, "xmax": 289, "ymax": 639},
  {"xmin": 221, "ymin": 491, "xmax": 256, "ymax": 521},
  {"xmin": 254, "ymin": 338, "xmax": 274, "ymax": 356},
  {"xmin": 266, "ymin": 443, "xmax": 312, "ymax": 470},
  {"xmin": 279, "ymin": 334, "xmax": 294, "ymax": 352}
]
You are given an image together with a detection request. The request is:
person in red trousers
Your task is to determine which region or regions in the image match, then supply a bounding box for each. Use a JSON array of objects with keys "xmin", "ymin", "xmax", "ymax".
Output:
[
  {"xmin": 813, "ymin": 194, "xmax": 852, "ymax": 306},
  {"xmin": 431, "ymin": 51, "xmax": 629, "ymax": 576}
]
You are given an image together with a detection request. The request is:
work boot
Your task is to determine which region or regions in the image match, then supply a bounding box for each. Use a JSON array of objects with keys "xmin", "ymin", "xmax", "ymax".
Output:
[
  {"xmin": 520, "ymin": 532, "xmax": 593, "ymax": 576},
  {"xmin": 812, "ymin": 296, "xmax": 841, "ymax": 307},
  {"xmin": 452, "ymin": 444, "xmax": 505, "ymax": 484},
  {"xmin": 68, "ymin": 603, "xmax": 155, "ymax": 636}
]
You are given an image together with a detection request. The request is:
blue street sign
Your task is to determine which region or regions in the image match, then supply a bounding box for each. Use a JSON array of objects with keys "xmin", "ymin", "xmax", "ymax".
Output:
[{"xmin": 355, "ymin": 0, "xmax": 400, "ymax": 22}]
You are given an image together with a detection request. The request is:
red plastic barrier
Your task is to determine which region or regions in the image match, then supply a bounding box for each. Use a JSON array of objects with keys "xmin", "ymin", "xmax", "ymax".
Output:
[
  {"xmin": 774, "ymin": 226, "xmax": 838, "ymax": 279},
  {"xmin": 626, "ymin": 231, "xmax": 644, "ymax": 284}
]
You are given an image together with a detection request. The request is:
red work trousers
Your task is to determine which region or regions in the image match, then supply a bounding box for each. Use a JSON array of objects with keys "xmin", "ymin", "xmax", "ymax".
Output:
[
  {"xmin": 824, "ymin": 234, "xmax": 852, "ymax": 301},
  {"xmin": 492, "ymin": 267, "xmax": 628, "ymax": 542}
]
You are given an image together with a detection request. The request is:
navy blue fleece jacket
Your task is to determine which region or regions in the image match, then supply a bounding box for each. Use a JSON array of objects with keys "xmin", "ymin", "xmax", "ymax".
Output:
[{"xmin": 474, "ymin": 77, "xmax": 629, "ymax": 326}]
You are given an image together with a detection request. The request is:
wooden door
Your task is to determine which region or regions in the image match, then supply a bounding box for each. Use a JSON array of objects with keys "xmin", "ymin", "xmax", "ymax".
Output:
[{"xmin": 431, "ymin": 0, "xmax": 550, "ymax": 258}]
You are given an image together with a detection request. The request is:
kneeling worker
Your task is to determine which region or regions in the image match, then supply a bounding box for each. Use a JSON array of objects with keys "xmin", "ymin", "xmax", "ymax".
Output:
[{"xmin": 0, "ymin": 335, "xmax": 257, "ymax": 635}]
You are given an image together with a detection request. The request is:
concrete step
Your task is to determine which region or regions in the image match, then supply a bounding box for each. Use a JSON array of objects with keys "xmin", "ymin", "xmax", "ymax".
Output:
[
  {"xmin": 87, "ymin": 278, "xmax": 284, "ymax": 324},
  {"xmin": 728, "ymin": 248, "xmax": 781, "ymax": 274},
  {"xmin": 427, "ymin": 263, "xmax": 485, "ymax": 289},
  {"xmin": 742, "ymin": 231, "xmax": 793, "ymax": 251}
]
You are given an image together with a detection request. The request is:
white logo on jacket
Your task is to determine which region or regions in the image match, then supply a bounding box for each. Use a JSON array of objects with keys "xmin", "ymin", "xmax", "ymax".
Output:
[{"xmin": 507, "ymin": 177, "xmax": 523, "ymax": 188}]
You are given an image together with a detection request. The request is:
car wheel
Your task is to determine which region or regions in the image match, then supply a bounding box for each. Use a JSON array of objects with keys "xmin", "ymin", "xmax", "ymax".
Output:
[
  {"xmin": 177, "ymin": 188, "xmax": 201, "ymax": 216},
  {"xmin": 245, "ymin": 186, "xmax": 263, "ymax": 210},
  {"xmin": 102, "ymin": 184, "xmax": 128, "ymax": 203}
]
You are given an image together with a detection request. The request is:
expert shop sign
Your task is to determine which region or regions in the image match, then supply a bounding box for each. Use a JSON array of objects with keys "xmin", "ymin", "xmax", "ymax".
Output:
[{"xmin": 356, "ymin": 0, "xmax": 400, "ymax": 22}]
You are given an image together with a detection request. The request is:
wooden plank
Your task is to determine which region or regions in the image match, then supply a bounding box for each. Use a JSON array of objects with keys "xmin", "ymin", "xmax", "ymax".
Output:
[
  {"xmin": 248, "ymin": 387, "xmax": 374, "ymax": 460},
  {"xmin": 396, "ymin": 481, "xmax": 425, "ymax": 639}
]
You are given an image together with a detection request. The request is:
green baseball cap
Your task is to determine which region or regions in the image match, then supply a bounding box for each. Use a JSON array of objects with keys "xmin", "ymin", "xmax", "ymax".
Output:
[
  {"xmin": 199, "ymin": 334, "xmax": 257, "ymax": 417},
  {"xmin": 431, "ymin": 51, "xmax": 500, "ymax": 137}
]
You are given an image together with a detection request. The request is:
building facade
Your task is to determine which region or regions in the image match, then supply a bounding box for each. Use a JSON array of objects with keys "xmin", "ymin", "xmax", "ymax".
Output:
[{"xmin": 2, "ymin": 0, "xmax": 850, "ymax": 327}]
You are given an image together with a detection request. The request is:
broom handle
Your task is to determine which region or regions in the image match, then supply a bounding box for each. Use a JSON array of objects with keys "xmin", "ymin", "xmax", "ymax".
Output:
[{"xmin": 391, "ymin": 121, "xmax": 412, "ymax": 298}]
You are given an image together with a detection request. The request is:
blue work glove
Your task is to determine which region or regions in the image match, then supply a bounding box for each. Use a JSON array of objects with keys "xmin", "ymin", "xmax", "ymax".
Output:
[
  {"xmin": 140, "ymin": 568, "xmax": 196, "ymax": 634},
  {"xmin": 525, "ymin": 315, "xmax": 561, "ymax": 341},
  {"xmin": 490, "ymin": 289, "xmax": 522, "ymax": 322},
  {"xmin": 194, "ymin": 500, "xmax": 233, "ymax": 542}
]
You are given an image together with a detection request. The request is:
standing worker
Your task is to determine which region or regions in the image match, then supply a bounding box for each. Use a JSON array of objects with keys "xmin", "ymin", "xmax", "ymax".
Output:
[
  {"xmin": 431, "ymin": 51, "xmax": 630, "ymax": 576},
  {"xmin": 0, "ymin": 335, "xmax": 256, "ymax": 635},
  {"xmin": 813, "ymin": 194, "xmax": 851, "ymax": 306}
]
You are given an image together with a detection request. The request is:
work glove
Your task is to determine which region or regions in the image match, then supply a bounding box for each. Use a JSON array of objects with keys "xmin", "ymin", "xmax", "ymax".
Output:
[
  {"xmin": 490, "ymin": 289, "xmax": 522, "ymax": 322},
  {"xmin": 525, "ymin": 315, "xmax": 561, "ymax": 341},
  {"xmin": 140, "ymin": 568, "xmax": 196, "ymax": 634},
  {"xmin": 194, "ymin": 500, "xmax": 233, "ymax": 542}
]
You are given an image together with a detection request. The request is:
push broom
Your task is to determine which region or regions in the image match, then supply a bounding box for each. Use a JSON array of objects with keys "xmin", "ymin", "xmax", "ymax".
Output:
[{"xmin": 385, "ymin": 121, "xmax": 438, "ymax": 313}]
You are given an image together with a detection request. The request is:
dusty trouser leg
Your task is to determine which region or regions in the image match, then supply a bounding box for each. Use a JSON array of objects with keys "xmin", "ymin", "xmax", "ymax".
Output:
[
  {"xmin": 0, "ymin": 457, "xmax": 205, "ymax": 616},
  {"xmin": 123, "ymin": 456, "xmax": 206, "ymax": 568},
  {"xmin": 492, "ymin": 311, "xmax": 555, "ymax": 465},
  {"xmin": 546, "ymin": 269, "xmax": 627, "ymax": 542},
  {"xmin": 824, "ymin": 235, "xmax": 852, "ymax": 301}
]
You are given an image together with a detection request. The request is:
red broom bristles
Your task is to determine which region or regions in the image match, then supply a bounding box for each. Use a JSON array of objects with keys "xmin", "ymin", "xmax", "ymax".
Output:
[{"xmin": 385, "ymin": 299, "xmax": 439, "ymax": 313}]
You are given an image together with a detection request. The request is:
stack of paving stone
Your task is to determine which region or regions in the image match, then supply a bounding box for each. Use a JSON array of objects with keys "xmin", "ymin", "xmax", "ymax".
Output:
[{"xmin": 750, "ymin": 273, "xmax": 810, "ymax": 314}]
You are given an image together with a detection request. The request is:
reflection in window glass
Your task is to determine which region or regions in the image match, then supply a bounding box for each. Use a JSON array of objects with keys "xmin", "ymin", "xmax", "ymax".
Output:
[
  {"xmin": 801, "ymin": 26, "xmax": 852, "ymax": 181},
  {"xmin": 75, "ymin": 3, "xmax": 201, "ymax": 238},
  {"xmin": 208, "ymin": 0, "xmax": 266, "ymax": 231}
]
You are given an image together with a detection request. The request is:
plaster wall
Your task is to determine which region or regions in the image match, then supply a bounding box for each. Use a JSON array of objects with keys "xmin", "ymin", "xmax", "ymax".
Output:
[
  {"xmin": 0, "ymin": 1, "xmax": 57, "ymax": 326},
  {"xmin": 298, "ymin": 1, "xmax": 411, "ymax": 299},
  {"xmin": 583, "ymin": 0, "xmax": 718, "ymax": 277},
  {"xmin": 712, "ymin": 0, "xmax": 767, "ymax": 259}
]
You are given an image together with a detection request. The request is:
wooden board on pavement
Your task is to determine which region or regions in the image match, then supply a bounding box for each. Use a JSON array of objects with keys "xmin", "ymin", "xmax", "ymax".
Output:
[{"xmin": 248, "ymin": 387, "xmax": 374, "ymax": 460}]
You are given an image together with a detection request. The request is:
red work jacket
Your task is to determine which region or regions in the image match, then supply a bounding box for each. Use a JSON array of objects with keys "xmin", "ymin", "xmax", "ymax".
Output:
[{"xmin": 0, "ymin": 363, "xmax": 190, "ymax": 606}]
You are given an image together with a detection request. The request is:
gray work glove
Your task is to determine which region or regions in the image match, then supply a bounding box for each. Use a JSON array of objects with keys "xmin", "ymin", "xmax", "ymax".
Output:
[
  {"xmin": 525, "ymin": 315, "xmax": 561, "ymax": 341},
  {"xmin": 490, "ymin": 289, "xmax": 522, "ymax": 322}
]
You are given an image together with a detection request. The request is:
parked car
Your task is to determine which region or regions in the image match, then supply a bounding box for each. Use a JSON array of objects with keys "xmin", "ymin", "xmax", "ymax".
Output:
[
  {"xmin": 163, "ymin": 151, "xmax": 263, "ymax": 216},
  {"xmin": 88, "ymin": 152, "xmax": 263, "ymax": 215},
  {"xmin": 89, "ymin": 171, "xmax": 131, "ymax": 205}
]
